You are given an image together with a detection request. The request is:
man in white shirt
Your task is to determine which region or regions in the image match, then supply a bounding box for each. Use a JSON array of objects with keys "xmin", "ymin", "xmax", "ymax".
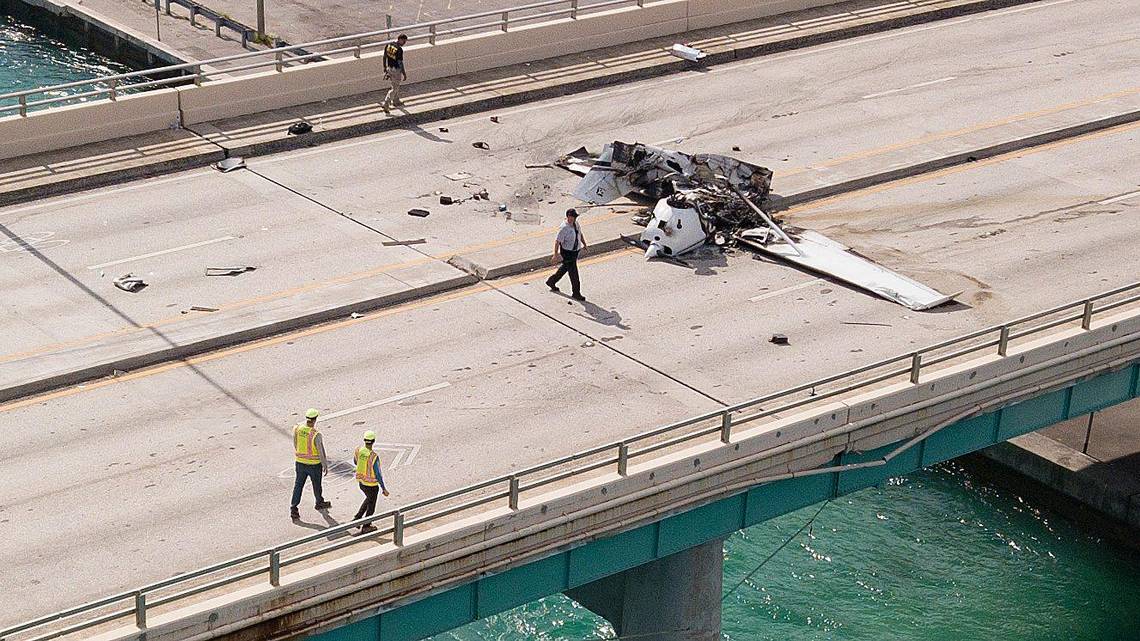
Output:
[{"xmin": 546, "ymin": 208, "xmax": 587, "ymax": 301}]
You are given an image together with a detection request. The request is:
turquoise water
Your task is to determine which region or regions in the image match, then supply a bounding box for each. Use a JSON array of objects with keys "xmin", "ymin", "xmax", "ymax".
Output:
[
  {"xmin": 433, "ymin": 463, "xmax": 1140, "ymax": 641},
  {"xmin": 0, "ymin": 14, "xmax": 137, "ymax": 111}
]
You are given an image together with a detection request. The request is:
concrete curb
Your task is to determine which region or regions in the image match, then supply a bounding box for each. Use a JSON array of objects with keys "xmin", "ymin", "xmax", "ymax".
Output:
[
  {"xmin": 0, "ymin": 0, "xmax": 1043, "ymax": 208},
  {"xmin": 771, "ymin": 108, "xmax": 1140, "ymax": 210},
  {"xmin": 0, "ymin": 273, "xmax": 477, "ymax": 405}
]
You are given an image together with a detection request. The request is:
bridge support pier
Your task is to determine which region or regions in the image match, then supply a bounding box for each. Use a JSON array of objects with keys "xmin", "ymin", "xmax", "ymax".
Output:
[{"xmin": 566, "ymin": 536, "xmax": 725, "ymax": 641}]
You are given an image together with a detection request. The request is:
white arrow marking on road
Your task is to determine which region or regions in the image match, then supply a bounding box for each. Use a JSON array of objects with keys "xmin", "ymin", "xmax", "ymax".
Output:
[{"xmin": 322, "ymin": 382, "xmax": 451, "ymax": 421}]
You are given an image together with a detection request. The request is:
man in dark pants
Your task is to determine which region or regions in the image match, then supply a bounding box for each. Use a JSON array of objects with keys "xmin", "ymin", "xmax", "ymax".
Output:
[
  {"xmin": 353, "ymin": 430, "xmax": 389, "ymax": 534},
  {"xmin": 546, "ymin": 208, "xmax": 587, "ymax": 301},
  {"xmin": 290, "ymin": 408, "xmax": 331, "ymax": 520}
]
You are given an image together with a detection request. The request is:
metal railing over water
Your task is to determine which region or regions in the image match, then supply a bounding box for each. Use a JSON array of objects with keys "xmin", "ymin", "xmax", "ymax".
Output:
[
  {"xmin": 0, "ymin": 0, "xmax": 654, "ymax": 116},
  {"xmin": 4, "ymin": 281, "xmax": 1139, "ymax": 641}
]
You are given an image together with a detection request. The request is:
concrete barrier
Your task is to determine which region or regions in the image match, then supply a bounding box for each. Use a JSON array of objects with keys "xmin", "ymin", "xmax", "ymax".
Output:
[
  {"xmin": 0, "ymin": 88, "xmax": 181, "ymax": 159},
  {"xmin": 5, "ymin": 0, "xmax": 877, "ymax": 152}
]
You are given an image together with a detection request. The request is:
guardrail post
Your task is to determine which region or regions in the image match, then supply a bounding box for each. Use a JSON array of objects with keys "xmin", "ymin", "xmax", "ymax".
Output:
[
  {"xmin": 998, "ymin": 325, "xmax": 1010, "ymax": 356},
  {"xmin": 193, "ymin": 64, "xmax": 203, "ymax": 86},
  {"xmin": 164, "ymin": 0, "xmax": 171, "ymax": 16},
  {"xmin": 617, "ymin": 443, "xmax": 629, "ymax": 476},
  {"xmin": 720, "ymin": 412, "xmax": 732, "ymax": 443},
  {"xmin": 269, "ymin": 550, "xmax": 280, "ymax": 586},
  {"xmin": 214, "ymin": 16, "xmax": 222, "ymax": 37},
  {"xmin": 18, "ymin": 95, "xmax": 26, "ymax": 117},
  {"xmin": 189, "ymin": 6, "xmax": 197, "ymax": 27},
  {"xmin": 275, "ymin": 50, "xmax": 284, "ymax": 72},
  {"xmin": 501, "ymin": 11, "xmax": 509, "ymax": 31},
  {"xmin": 1081, "ymin": 300, "xmax": 1094, "ymax": 329},
  {"xmin": 570, "ymin": 0, "xmax": 579, "ymax": 18},
  {"xmin": 637, "ymin": 0, "xmax": 645, "ymax": 6},
  {"xmin": 393, "ymin": 512, "xmax": 404, "ymax": 546},
  {"xmin": 107, "ymin": 78, "xmax": 117, "ymax": 101},
  {"xmin": 508, "ymin": 475, "xmax": 520, "ymax": 510},
  {"xmin": 354, "ymin": 38, "xmax": 362, "ymax": 58},
  {"xmin": 429, "ymin": 24, "xmax": 437, "ymax": 45},
  {"xmin": 909, "ymin": 352, "xmax": 922, "ymax": 384},
  {"xmin": 134, "ymin": 592, "xmax": 147, "ymax": 629}
]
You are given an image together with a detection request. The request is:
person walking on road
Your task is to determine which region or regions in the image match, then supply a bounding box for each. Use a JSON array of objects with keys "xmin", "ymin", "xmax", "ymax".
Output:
[
  {"xmin": 546, "ymin": 208, "xmax": 587, "ymax": 301},
  {"xmin": 381, "ymin": 34, "xmax": 408, "ymax": 112},
  {"xmin": 290, "ymin": 408, "xmax": 332, "ymax": 520},
  {"xmin": 353, "ymin": 431, "xmax": 389, "ymax": 533}
]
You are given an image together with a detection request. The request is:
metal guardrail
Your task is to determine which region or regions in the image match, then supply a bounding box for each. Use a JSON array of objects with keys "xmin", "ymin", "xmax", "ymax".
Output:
[
  {"xmin": 4, "ymin": 281, "xmax": 1140, "ymax": 641},
  {"xmin": 0, "ymin": 0, "xmax": 655, "ymax": 116}
]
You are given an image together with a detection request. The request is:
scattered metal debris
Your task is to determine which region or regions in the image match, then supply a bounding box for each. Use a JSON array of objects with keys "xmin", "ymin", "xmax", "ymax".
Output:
[
  {"xmin": 439, "ymin": 195, "xmax": 458, "ymax": 205},
  {"xmin": 205, "ymin": 266, "xmax": 257, "ymax": 277},
  {"xmin": 471, "ymin": 188, "xmax": 490, "ymax": 200},
  {"xmin": 287, "ymin": 121, "xmax": 313, "ymax": 135},
  {"xmin": 670, "ymin": 43, "xmax": 706, "ymax": 62},
  {"xmin": 113, "ymin": 273, "xmax": 147, "ymax": 292},
  {"xmin": 189, "ymin": 306, "xmax": 219, "ymax": 312},
  {"xmin": 841, "ymin": 321, "xmax": 893, "ymax": 327},
  {"xmin": 350, "ymin": 312, "xmax": 364, "ymax": 319},
  {"xmin": 525, "ymin": 163, "xmax": 555, "ymax": 169},
  {"xmin": 439, "ymin": 127, "xmax": 449, "ymax": 133},
  {"xmin": 381, "ymin": 239, "xmax": 427, "ymax": 246},
  {"xmin": 562, "ymin": 140, "xmax": 956, "ymax": 310},
  {"xmin": 408, "ymin": 208, "xmax": 431, "ymax": 217},
  {"xmin": 490, "ymin": 116, "xmax": 501, "ymax": 123},
  {"xmin": 770, "ymin": 333, "xmax": 789, "ymax": 345},
  {"xmin": 472, "ymin": 141, "xmax": 490, "ymax": 150},
  {"xmin": 444, "ymin": 172, "xmax": 473, "ymax": 181},
  {"xmin": 214, "ymin": 157, "xmax": 246, "ymax": 173}
]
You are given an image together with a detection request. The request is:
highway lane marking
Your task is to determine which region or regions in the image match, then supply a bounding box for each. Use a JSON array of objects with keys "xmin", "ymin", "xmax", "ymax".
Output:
[
  {"xmin": 0, "ymin": 170, "xmax": 215, "ymax": 219},
  {"xmin": 321, "ymin": 382, "xmax": 452, "ymax": 421},
  {"xmin": 85, "ymin": 236, "xmax": 237, "ymax": 270},
  {"xmin": 0, "ymin": 247, "xmax": 639, "ymax": 414},
  {"xmin": 862, "ymin": 76, "xmax": 957, "ymax": 100},
  {"xmin": 1099, "ymin": 190, "xmax": 1140, "ymax": 206},
  {"xmin": 786, "ymin": 118, "xmax": 1140, "ymax": 217},
  {"xmin": 0, "ymin": 209, "xmax": 630, "ymax": 366},
  {"xmin": 749, "ymin": 279, "xmax": 824, "ymax": 303}
]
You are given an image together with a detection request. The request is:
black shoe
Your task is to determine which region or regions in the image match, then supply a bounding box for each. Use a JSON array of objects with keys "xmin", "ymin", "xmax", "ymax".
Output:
[
  {"xmin": 547, "ymin": 282, "xmax": 559, "ymax": 293},
  {"xmin": 359, "ymin": 523, "xmax": 378, "ymax": 534},
  {"xmin": 571, "ymin": 294, "xmax": 586, "ymax": 301},
  {"xmin": 315, "ymin": 500, "xmax": 332, "ymax": 510},
  {"xmin": 290, "ymin": 507, "xmax": 300, "ymax": 519}
]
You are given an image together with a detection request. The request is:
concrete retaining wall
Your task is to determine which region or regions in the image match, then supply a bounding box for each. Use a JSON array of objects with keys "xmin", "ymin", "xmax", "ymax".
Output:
[
  {"xmin": 0, "ymin": 88, "xmax": 182, "ymax": 158},
  {"xmin": 3, "ymin": 0, "xmax": 851, "ymax": 158}
]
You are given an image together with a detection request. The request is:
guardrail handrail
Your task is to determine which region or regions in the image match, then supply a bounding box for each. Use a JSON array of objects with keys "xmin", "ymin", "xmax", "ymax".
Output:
[
  {"xmin": 5, "ymin": 281, "xmax": 1140, "ymax": 641},
  {"xmin": 0, "ymin": 0, "xmax": 651, "ymax": 116}
]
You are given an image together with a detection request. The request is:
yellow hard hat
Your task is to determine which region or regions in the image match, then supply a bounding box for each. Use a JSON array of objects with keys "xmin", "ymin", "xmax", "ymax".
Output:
[
  {"xmin": 363, "ymin": 430, "xmax": 377, "ymax": 441},
  {"xmin": 305, "ymin": 408, "xmax": 320, "ymax": 419}
]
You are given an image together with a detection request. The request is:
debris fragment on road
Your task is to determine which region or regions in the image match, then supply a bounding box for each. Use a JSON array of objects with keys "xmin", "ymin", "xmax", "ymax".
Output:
[
  {"xmin": 287, "ymin": 121, "xmax": 313, "ymax": 135},
  {"xmin": 444, "ymin": 172, "xmax": 473, "ymax": 181},
  {"xmin": 381, "ymin": 239, "xmax": 427, "ymax": 246},
  {"xmin": 770, "ymin": 333, "xmax": 789, "ymax": 345},
  {"xmin": 214, "ymin": 157, "xmax": 246, "ymax": 173},
  {"xmin": 439, "ymin": 195, "xmax": 458, "ymax": 205},
  {"xmin": 205, "ymin": 266, "xmax": 257, "ymax": 277},
  {"xmin": 472, "ymin": 141, "xmax": 490, "ymax": 150},
  {"xmin": 669, "ymin": 43, "xmax": 707, "ymax": 62},
  {"xmin": 408, "ymin": 208, "xmax": 430, "ymax": 217},
  {"xmin": 112, "ymin": 274, "xmax": 147, "ymax": 292},
  {"xmin": 562, "ymin": 140, "xmax": 956, "ymax": 310},
  {"xmin": 189, "ymin": 306, "xmax": 219, "ymax": 312}
]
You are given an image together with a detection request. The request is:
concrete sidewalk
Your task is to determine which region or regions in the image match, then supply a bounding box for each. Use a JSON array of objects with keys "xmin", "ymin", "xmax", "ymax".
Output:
[{"xmin": 0, "ymin": 0, "xmax": 1041, "ymax": 207}]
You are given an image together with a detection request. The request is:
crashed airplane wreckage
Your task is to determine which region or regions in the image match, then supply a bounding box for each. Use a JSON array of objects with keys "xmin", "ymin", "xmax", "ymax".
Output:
[{"xmin": 559, "ymin": 141, "xmax": 958, "ymax": 311}]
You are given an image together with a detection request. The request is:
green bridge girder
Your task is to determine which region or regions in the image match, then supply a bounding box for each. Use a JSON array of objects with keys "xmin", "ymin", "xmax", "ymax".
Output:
[{"xmin": 315, "ymin": 363, "xmax": 1140, "ymax": 641}]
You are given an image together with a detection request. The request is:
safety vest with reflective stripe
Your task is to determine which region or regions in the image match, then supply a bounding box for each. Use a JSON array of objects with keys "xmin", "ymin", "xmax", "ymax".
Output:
[
  {"xmin": 294, "ymin": 425, "xmax": 321, "ymax": 464},
  {"xmin": 355, "ymin": 446, "xmax": 380, "ymax": 487}
]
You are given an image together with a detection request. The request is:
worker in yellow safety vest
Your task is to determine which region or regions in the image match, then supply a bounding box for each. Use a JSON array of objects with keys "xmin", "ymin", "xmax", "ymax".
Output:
[
  {"xmin": 353, "ymin": 430, "xmax": 389, "ymax": 534},
  {"xmin": 290, "ymin": 408, "xmax": 332, "ymax": 520}
]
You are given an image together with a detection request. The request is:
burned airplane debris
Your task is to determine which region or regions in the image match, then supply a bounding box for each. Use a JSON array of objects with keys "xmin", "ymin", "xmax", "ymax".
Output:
[{"xmin": 563, "ymin": 141, "xmax": 957, "ymax": 311}]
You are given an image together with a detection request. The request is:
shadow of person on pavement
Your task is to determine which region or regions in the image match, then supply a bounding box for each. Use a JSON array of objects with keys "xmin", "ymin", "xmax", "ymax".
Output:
[
  {"xmin": 576, "ymin": 299, "xmax": 631, "ymax": 330},
  {"xmin": 402, "ymin": 122, "xmax": 450, "ymax": 143}
]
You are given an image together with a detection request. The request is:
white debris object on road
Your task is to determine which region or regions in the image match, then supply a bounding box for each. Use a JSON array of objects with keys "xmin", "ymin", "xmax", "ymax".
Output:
[
  {"xmin": 738, "ymin": 229, "xmax": 959, "ymax": 311},
  {"xmin": 641, "ymin": 199, "xmax": 708, "ymax": 259},
  {"xmin": 670, "ymin": 43, "xmax": 707, "ymax": 62}
]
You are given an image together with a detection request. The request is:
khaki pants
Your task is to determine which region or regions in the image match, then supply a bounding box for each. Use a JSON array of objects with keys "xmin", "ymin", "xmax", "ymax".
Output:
[{"xmin": 382, "ymin": 70, "xmax": 403, "ymax": 107}]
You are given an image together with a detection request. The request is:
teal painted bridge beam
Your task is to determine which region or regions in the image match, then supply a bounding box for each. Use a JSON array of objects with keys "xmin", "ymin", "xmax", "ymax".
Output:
[{"xmin": 310, "ymin": 363, "xmax": 1140, "ymax": 641}]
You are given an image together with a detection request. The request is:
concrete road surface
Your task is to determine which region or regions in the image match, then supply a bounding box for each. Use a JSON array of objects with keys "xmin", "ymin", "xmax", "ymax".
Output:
[
  {"xmin": 3, "ymin": 0, "xmax": 1140, "ymax": 625},
  {"xmin": 3, "ymin": 122, "xmax": 1138, "ymax": 625},
  {"xmin": 1, "ymin": 0, "xmax": 1134, "ymax": 364}
]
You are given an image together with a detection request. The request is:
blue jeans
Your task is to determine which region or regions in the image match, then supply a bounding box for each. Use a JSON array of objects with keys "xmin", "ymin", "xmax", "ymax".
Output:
[{"xmin": 291, "ymin": 462, "xmax": 325, "ymax": 508}]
